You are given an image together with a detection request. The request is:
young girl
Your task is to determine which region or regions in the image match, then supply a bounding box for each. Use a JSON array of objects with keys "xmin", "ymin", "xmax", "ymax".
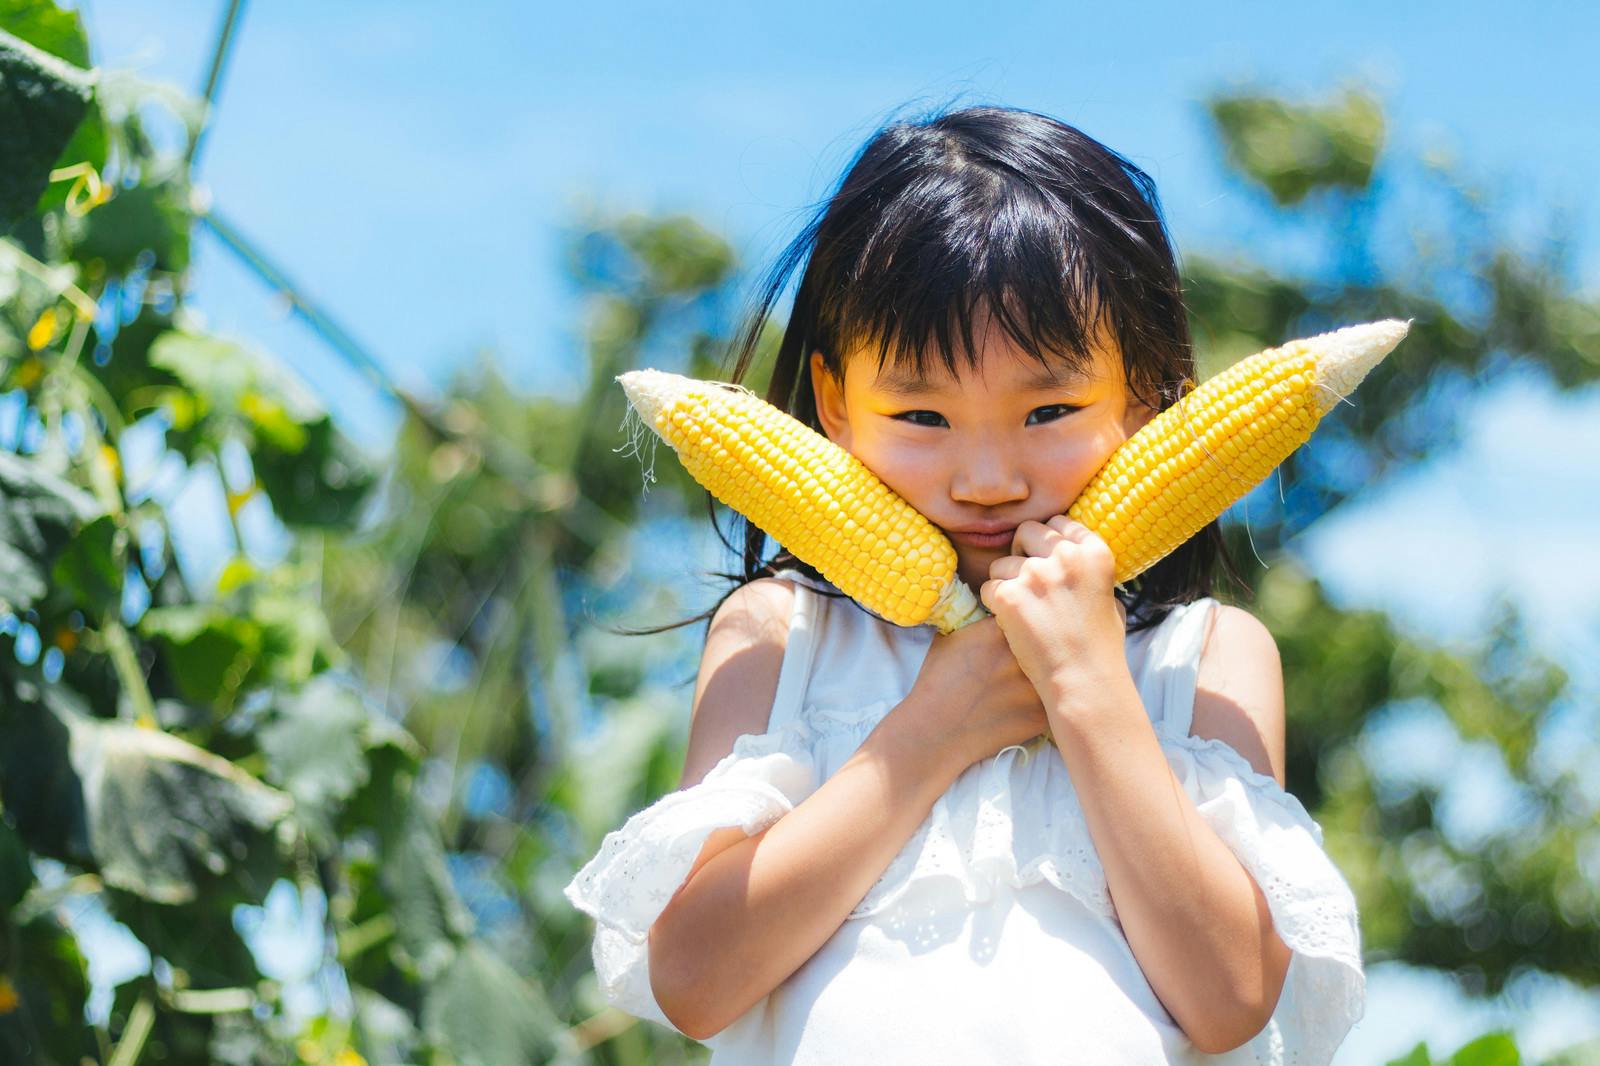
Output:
[{"xmin": 565, "ymin": 104, "xmax": 1364, "ymax": 1064}]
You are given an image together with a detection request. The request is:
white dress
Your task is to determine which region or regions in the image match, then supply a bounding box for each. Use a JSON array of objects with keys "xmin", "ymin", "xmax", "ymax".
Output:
[{"xmin": 564, "ymin": 568, "xmax": 1365, "ymax": 1064}]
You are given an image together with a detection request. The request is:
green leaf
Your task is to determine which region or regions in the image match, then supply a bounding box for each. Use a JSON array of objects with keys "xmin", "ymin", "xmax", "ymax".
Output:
[
  {"xmin": 421, "ymin": 941, "xmax": 560, "ymax": 1066},
  {"xmin": 147, "ymin": 329, "xmax": 258, "ymax": 412},
  {"xmin": 76, "ymin": 714, "xmax": 291, "ymax": 902},
  {"xmin": 1449, "ymin": 1032, "xmax": 1520, "ymax": 1066},
  {"xmin": 0, "ymin": 0, "xmax": 105, "ymax": 219},
  {"xmin": 0, "ymin": 815, "xmax": 31, "ymax": 915},
  {"xmin": 107, "ymin": 886, "xmax": 267, "ymax": 991},
  {"xmin": 340, "ymin": 713, "xmax": 422, "ymax": 831},
  {"xmin": 145, "ymin": 328, "xmax": 378, "ymax": 528},
  {"xmin": 1207, "ymin": 86, "xmax": 1385, "ymax": 206},
  {"xmin": 148, "ymin": 329, "xmax": 323, "ymax": 424},
  {"xmin": 0, "ymin": 676, "xmax": 291, "ymax": 904},
  {"xmin": 0, "ymin": 25, "xmax": 96, "ymax": 231},
  {"xmin": 0, "ymin": 675, "xmax": 89, "ymax": 861},
  {"xmin": 0, "ymin": 908, "xmax": 97, "ymax": 1065},
  {"xmin": 139, "ymin": 603, "xmax": 263, "ymax": 709},
  {"xmin": 558, "ymin": 691, "xmax": 679, "ymax": 846},
  {"xmin": 376, "ymin": 797, "xmax": 474, "ymax": 982},
  {"xmin": 0, "ymin": 448, "xmax": 103, "ymax": 612},
  {"xmin": 139, "ymin": 588, "xmax": 341, "ymax": 712},
  {"xmin": 50, "ymin": 510, "xmax": 122, "ymax": 614},
  {"xmin": 253, "ymin": 590, "xmax": 343, "ymax": 685},
  {"xmin": 251, "ymin": 412, "xmax": 378, "ymax": 530},
  {"xmin": 0, "ymin": 0, "xmax": 93, "ymax": 66},
  {"xmin": 258, "ymin": 676, "xmax": 370, "ymax": 843},
  {"xmin": 66, "ymin": 167, "xmax": 192, "ymax": 274},
  {"xmin": 1385, "ymin": 1041, "xmax": 1435, "ymax": 1066}
]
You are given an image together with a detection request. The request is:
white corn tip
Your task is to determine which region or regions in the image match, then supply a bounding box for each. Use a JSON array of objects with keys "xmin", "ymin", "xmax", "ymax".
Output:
[
  {"xmin": 1307, "ymin": 318, "xmax": 1412, "ymax": 418},
  {"xmin": 616, "ymin": 368, "xmax": 754, "ymax": 430}
]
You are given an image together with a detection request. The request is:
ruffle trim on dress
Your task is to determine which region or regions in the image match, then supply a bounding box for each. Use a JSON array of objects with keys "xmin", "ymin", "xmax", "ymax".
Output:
[
  {"xmin": 560, "ymin": 712, "xmax": 869, "ymax": 1031},
  {"xmin": 563, "ymin": 725, "xmax": 824, "ymax": 941},
  {"xmin": 1160, "ymin": 733, "xmax": 1365, "ymax": 1065}
]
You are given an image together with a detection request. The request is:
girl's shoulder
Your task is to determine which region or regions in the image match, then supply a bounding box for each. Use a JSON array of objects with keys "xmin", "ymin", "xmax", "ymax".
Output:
[
  {"xmin": 677, "ymin": 576, "xmax": 805, "ymax": 789},
  {"xmin": 723, "ymin": 576, "xmax": 800, "ymax": 617},
  {"xmin": 700, "ymin": 576, "xmax": 800, "ymax": 659},
  {"xmin": 1188, "ymin": 599, "xmax": 1287, "ymax": 784}
]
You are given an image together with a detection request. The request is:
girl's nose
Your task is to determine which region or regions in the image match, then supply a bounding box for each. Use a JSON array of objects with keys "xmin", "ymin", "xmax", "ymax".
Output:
[{"xmin": 949, "ymin": 445, "xmax": 1028, "ymax": 507}]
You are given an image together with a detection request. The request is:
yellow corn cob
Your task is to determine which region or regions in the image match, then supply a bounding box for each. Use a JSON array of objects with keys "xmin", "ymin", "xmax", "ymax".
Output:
[
  {"xmin": 617, "ymin": 368, "xmax": 986, "ymax": 631},
  {"xmin": 616, "ymin": 318, "xmax": 1410, "ymax": 636},
  {"xmin": 1069, "ymin": 317, "xmax": 1413, "ymax": 583}
]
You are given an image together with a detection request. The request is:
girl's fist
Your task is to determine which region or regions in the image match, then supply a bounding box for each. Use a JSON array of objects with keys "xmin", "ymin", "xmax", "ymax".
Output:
[
  {"xmin": 977, "ymin": 515, "xmax": 1130, "ymax": 712},
  {"xmin": 908, "ymin": 616, "xmax": 1050, "ymax": 768}
]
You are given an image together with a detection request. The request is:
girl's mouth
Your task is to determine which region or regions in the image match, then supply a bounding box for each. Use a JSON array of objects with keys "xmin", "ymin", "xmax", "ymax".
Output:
[{"xmin": 947, "ymin": 527, "xmax": 1016, "ymax": 549}]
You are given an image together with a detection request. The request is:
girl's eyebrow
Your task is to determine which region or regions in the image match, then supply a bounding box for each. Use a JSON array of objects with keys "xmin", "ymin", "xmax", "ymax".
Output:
[{"xmin": 874, "ymin": 364, "xmax": 1089, "ymax": 397}]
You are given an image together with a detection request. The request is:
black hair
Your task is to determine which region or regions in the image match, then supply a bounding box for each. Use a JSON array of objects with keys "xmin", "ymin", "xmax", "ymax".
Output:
[{"xmin": 619, "ymin": 102, "xmax": 1248, "ymax": 645}]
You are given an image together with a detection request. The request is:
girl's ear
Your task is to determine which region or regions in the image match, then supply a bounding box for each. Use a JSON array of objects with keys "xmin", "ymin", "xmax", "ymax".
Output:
[{"xmin": 810, "ymin": 351, "xmax": 852, "ymax": 449}]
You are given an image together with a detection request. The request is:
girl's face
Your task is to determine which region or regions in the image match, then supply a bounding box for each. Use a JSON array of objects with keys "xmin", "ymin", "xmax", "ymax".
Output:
[{"xmin": 810, "ymin": 311, "xmax": 1157, "ymax": 594}]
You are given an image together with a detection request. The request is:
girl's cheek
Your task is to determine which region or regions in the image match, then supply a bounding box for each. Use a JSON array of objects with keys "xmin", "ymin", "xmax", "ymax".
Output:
[
  {"xmin": 858, "ymin": 434, "xmax": 944, "ymax": 503},
  {"xmin": 1060, "ymin": 436, "xmax": 1111, "ymax": 485},
  {"xmin": 1027, "ymin": 431, "xmax": 1113, "ymax": 507}
]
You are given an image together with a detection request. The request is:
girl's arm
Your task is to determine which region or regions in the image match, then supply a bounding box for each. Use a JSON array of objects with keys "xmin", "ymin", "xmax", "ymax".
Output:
[
  {"xmin": 648, "ymin": 687, "xmax": 970, "ymax": 1040},
  {"xmin": 677, "ymin": 577, "xmax": 796, "ymax": 792},
  {"xmin": 978, "ymin": 517, "xmax": 1293, "ymax": 1055},
  {"xmin": 657, "ymin": 577, "xmax": 799, "ymax": 921},
  {"xmin": 1046, "ymin": 606, "xmax": 1293, "ymax": 1055}
]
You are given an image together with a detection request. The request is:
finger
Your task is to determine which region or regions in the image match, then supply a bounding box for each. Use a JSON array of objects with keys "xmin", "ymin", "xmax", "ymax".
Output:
[
  {"xmin": 988, "ymin": 555, "xmax": 1025, "ymax": 581},
  {"xmin": 1046, "ymin": 514, "xmax": 1090, "ymax": 541},
  {"xmin": 979, "ymin": 577, "xmax": 998, "ymax": 613},
  {"xmin": 1011, "ymin": 519, "xmax": 1062, "ymax": 558}
]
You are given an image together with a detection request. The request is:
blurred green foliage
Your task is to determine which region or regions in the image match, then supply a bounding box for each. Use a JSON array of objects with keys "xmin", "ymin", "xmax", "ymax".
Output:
[
  {"xmin": 1, "ymin": 1, "xmax": 1598, "ymax": 1062},
  {"xmin": 1208, "ymin": 84, "xmax": 1384, "ymax": 206}
]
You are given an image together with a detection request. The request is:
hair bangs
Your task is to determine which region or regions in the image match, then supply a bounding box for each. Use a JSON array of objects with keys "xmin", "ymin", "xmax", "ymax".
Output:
[{"xmin": 826, "ymin": 171, "xmax": 1112, "ymax": 388}]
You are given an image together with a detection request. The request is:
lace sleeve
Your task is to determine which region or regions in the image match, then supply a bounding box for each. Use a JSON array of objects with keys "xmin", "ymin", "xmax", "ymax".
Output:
[
  {"xmin": 1160, "ymin": 732, "xmax": 1365, "ymax": 1066},
  {"xmin": 562, "ymin": 727, "xmax": 819, "ymax": 1034}
]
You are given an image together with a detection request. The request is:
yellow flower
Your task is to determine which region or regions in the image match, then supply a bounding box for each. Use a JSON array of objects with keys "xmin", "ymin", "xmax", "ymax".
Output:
[
  {"xmin": 11, "ymin": 357, "xmax": 44, "ymax": 390},
  {"xmin": 100, "ymin": 443, "xmax": 122, "ymax": 484},
  {"xmin": 27, "ymin": 308, "xmax": 58, "ymax": 351},
  {"xmin": 0, "ymin": 976, "xmax": 19, "ymax": 1014}
]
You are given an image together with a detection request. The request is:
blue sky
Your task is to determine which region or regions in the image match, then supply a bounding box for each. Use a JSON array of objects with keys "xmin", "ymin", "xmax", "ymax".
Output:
[{"xmin": 56, "ymin": 0, "xmax": 1600, "ymax": 1058}]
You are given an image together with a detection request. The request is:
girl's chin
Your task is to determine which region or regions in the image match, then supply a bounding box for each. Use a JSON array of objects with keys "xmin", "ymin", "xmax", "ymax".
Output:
[
  {"xmin": 956, "ymin": 558, "xmax": 1002, "ymax": 590},
  {"xmin": 955, "ymin": 543, "xmax": 1009, "ymax": 567}
]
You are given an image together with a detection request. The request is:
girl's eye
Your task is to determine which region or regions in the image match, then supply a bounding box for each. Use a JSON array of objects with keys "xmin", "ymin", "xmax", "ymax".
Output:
[
  {"xmin": 1026, "ymin": 404, "xmax": 1081, "ymax": 425},
  {"xmin": 891, "ymin": 406, "xmax": 1080, "ymax": 427}
]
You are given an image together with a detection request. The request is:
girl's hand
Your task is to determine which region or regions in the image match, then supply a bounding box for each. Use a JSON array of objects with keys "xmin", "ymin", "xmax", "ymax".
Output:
[
  {"xmin": 977, "ymin": 515, "xmax": 1131, "ymax": 715},
  {"xmin": 907, "ymin": 616, "xmax": 1050, "ymax": 768}
]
